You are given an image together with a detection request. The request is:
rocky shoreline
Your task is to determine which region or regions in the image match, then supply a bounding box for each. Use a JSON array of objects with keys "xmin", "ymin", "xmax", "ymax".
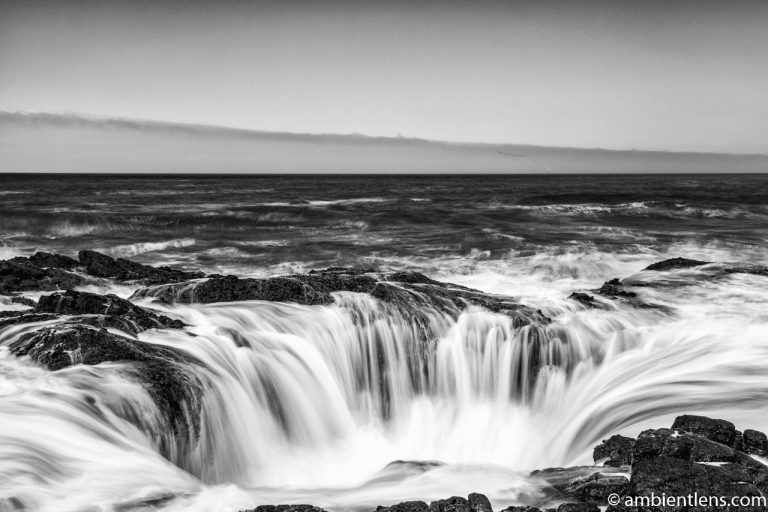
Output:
[{"xmin": 1, "ymin": 250, "xmax": 767, "ymax": 511}]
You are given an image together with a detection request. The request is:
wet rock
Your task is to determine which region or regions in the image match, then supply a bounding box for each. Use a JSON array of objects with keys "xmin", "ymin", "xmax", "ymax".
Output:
[
  {"xmin": 644, "ymin": 258, "xmax": 709, "ymax": 271},
  {"xmin": 567, "ymin": 292, "xmax": 596, "ymax": 308},
  {"xmin": 594, "ymin": 435, "xmax": 635, "ymax": 466},
  {"xmin": 428, "ymin": 496, "xmax": 471, "ymax": 512},
  {"xmin": 671, "ymin": 415, "xmax": 737, "ymax": 447},
  {"xmin": 10, "ymin": 295, "xmax": 36, "ymax": 307},
  {"xmin": 468, "ymin": 493, "xmax": 493, "ymax": 512},
  {"xmin": 245, "ymin": 506, "xmax": 328, "ymax": 512},
  {"xmin": 78, "ymin": 250, "xmax": 204, "ymax": 284},
  {"xmin": 566, "ymin": 473, "xmax": 629, "ymax": 504},
  {"xmin": 28, "ymin": 251, "xmax": 80, "ymax": 269},
  {"xmin": 742, "ymin": 429, "xmax": 768, "ymax": 457},
  {"xmin": 632, "ymin": 428, "xmax": 738, "ymax": 464},
  {"xmin": 631, "ymin": 456, "xmax": 762, "ymax": 507},
  {"xmin": 35, "ymin": 289, "xmax": 183, "ymax": 334},
  {"xmin": 8, "ymin": 325, "xmax": 202, "ymax": 439},
  {"xmin": 377, "ymin": 501, "xmax": 429, "ymax": 512},
  {"xmin": 598, "ymin": 278, "xmax": 637, "ymax": 298},
  {"xmin": 0, "ymin": 311, "xmax": 58, "ymax": 328},
  {"xmin": 132, "ymin": 267, "xmax": 550, "ymax": 327},
  {"xmin": 499, "ymin": 507, "xmax": 543, "ymax": 512},
  {"xmin": 0, "ymin": 257, "xmax": 84, "ymax": 293}
]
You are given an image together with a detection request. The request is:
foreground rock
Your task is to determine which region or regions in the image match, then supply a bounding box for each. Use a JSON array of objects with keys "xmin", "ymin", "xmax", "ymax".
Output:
[
  {"xmin": 7, "ymin": 324, "xmax": 202, "ymax": 442},
  {"xmin": 78, "ymin": 250, "xmax": 204, "ymax": 284},
  {"xmin": 644, "ymin": 257, "xmax": 709, "ymax": 271},
  {"xmin": 132, "ymin": 267, "xmax": 550, "ymax": 328}
]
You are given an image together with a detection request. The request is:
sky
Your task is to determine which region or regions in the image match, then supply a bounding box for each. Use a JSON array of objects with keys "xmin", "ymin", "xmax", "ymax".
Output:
[{"xmin": 1, "ymin": 0, "xmax": 767, "ymax": 156}]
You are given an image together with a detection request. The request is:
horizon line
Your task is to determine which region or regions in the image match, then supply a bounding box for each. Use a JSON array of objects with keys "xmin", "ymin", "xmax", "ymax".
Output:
[{"xmin": 4, "ymin": 109, "xmax": 768, "ymax": 159}]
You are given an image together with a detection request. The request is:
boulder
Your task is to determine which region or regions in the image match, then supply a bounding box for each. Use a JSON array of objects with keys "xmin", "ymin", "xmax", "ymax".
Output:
[
  {"xmin": 643, "ymin": 258, "xmax": 709, "ymax": 271},
  {"xmin": 0, "ymin": 257, "xmax": 84, "ymax": 293},
  {"xmin": 377, "ymin": 502, "xmax": 429, "ymax": 512},
  {"xmin": 671, "ymin": 415, "xmax": 738, "ymax": 447},
  {"xmin": 245, "ymin": 506, "xmax": 328, "ymax": 512},
  {"xmin": 594, "ymin": 435, "xmax": 635, "ymax": 466},
  {"xmin": 567, "ymin": 292, "xmax": 597, "ymax": 308},
  {"xmin": 8, "ymin": 325, "xmax": 202, "ymax": 440},
  {"xmin": 78, "ymin": 250, "xmax": 204, "ymax": 284},
  {"xmin": 28, "ymin": 251, "xmax": 80, "ymax": 269},
  {"xmin": 499, "ymin": 508, "xmax": 543, "ymax": 512},
  {"xmin": 555, "ymin": 504, "xmax": 598, "ymax": 512},
  {"xmin": 35, "ymin": 289, "xmax": 183, "ymax": 334},
  {"xmin": 632, "ymin": 428, "xmax": 738, "ymax": 464},
  {"xmin": 565, "ymin": 473, "xmax": 629, "ymax": 504},
  {"xmin": 468, "ymin": 494, "xmax": 493, "ymax": 512},
  {"xmin": 428, "ymin": 496, "xmax": 471, "ymax": 512},
  {"xmin": 742, "ymin": 429, "xmax": 768, "ymax": 457}
]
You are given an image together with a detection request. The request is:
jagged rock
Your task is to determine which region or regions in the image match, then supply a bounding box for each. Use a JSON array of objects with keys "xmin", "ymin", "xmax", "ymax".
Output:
[
  {"xmin": 644, "ymin": 258, "xmax": 709, "ymax": 271},
  {"xmin": 499, "ymin": 507, "xmax": 543, "ymax": 512},
  {"xmin": 468, "ymin": 494, "xmax": 493, "ymax": 512},
  {"xmin": 8, "ymin": 325, "xmax": 202, "ymax": 440},
  {"xmin": 598, "ymin": 278, "xmax": 637, "ymax": 298},
  {"xmin": 0, "ymin": 257, "xmax": 84, "ymax": 293},
  {"xmin": 671, "ymin": 415, "xmax": 738, "ymax": 447},
  {"xmin": 631, "ymin": 456, "xmax": 763, "ymax": 508},
  {"xmin": 377, "ymin": 501, "xmax": 429, "ymax": 512},
  {"xmin": 28, "ymin": 251, "xmax": 80, "ymax": 269},
  {"xmin": 428, "ymin": 496, "xmax": 471, "ymax": 512},
  {"xmin": 9, "ymin": 295, "xmax": 36, "ymax": 307},
  {"xmin": 34, "ymin": 289, "xmax": 183, "ymax": 334},
  {"xmin": 244, "ymin": 506, "xmax": 328, "ymax": 512},
  {"xmin": 632, "ymin": 428, "xmax": 738, "ymax": 464},
  {"xmin": 565, "ymin": 473, "xmax": 629, "ymax": 504},
  {"xmin": 742, "ymin": 429, "xmax": 768, "ymax": 457},
  {"xmin": 78, "ymin": 250, "xmax": 204, "ymax": 284},
  {"xmin": 594, "ymin": 435, "xmax": 635, "ymax": 466},
  {"xmin": 567, "ymin": 292, "xmax": 597, "ymax": 308},
  {"xmin": 132, "ymin": 268, "xmax": 550, "ymax": 328}
]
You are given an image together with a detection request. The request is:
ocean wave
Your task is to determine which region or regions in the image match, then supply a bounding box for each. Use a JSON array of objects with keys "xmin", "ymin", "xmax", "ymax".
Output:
[
  {"xmin": 235, "ymin": 240, "xmax": 289, "ymax": 248},
  {"xmin": 307, "ymin": 197, "xmax": 389, "ymax": 207},
  {"xmin": 47, "ymin": 220, "xmax": 106, "ymax": 237},
  {"xmin": 103, "ymin": 238, "xmax": 197, "ymax": 258},
  {"xmin": 257, "ymin": 212, "xmax": 305, "ymax": 223}
]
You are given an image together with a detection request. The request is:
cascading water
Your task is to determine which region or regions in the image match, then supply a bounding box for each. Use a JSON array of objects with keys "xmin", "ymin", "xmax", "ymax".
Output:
[{"xmin": 3, "ymin": 247, "xmax": 768, "ymax": 512}]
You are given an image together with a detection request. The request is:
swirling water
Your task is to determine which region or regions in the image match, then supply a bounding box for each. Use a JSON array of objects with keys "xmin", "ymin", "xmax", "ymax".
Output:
[{"xmin": 1, "ymin": 174, "xmax": 768, "ymax": 511}]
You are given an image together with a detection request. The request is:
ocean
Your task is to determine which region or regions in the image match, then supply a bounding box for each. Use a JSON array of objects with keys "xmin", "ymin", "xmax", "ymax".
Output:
[{"xmin": 1, "ymin": 173, "xmax": 768, "ymax": 511}]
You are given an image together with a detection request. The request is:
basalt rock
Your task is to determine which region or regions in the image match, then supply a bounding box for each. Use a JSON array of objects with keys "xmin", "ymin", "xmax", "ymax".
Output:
[
  {"xmin": 35, "ymin": 289, "xmax": 183, "ymax": 334},
  {"xmin": 28, "ymin": 251, "xmax": 80, "ymax": 270},
  {"xmin": 0, "ymin": 257, "xmax": 85, "ymax": 293},
  {"xmin": 594, "ymin": 435, "xmax": 635, "ymax": 466},
  {"xmin": 8, "ymin": 325, "xmax": 202, "ymax": 441},
  {"xmin": 567, "ymin": 292, "xmax": 597, "ymax": 308},
  {"xmin": 555, "ymin": 504, "xmax": 599, "ymax": 512},
  {"xmin": 244, "ymin": 506, "xmax": 328, "ymax": 512},
  {"xmin": 671, "ymin": 415, "xmax": 738, "ymax": 448},
  {"xmin": 428, "ymin": 496, "xmax": 471, "ymax": 512},
  {"xmin": 377, "ymin": 501, "xmax": 429, "ymax": 512},
  {"xmin": 565, "ymin": 473, "xmax": 630, "ymax": 504},
  {"xmin": 499, "ymin": 508, "xmax": 543, "ymax": 512},
  {"xmin": 132, "ymin": 268, "xmax": 550, "ymax": 328},
  {"xmin": 742, "ymin": 429, "xmax": 768, "ymax": 457},
  {"xmin": 78, "ymin": 250, "xmax": 205, "ymax": 284},
  {"xmin": 643, "ymin": 258, "xmax": 709, "ymax": 271},
  {"xmin": 598, "ymin": 279, "xmax": 637, "ymax": 298}
]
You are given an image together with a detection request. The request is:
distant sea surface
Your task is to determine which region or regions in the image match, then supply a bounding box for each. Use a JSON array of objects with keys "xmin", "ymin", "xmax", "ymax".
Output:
[{"xmin": 2, "ymin": 174, "xmax": 767, "ymax": 278}]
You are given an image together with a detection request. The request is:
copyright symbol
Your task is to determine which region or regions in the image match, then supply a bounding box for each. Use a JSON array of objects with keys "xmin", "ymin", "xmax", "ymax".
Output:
[{"xmin": 607, "ymin": 493, "xmax": 621, "ymax": 506}]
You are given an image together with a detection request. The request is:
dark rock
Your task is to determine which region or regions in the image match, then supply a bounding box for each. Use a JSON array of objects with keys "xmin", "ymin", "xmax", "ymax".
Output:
[
  {"xmin": 555, "ymin": 504, "xmax": 598, "ymax": 512},
  {"xmin": 594, "ymin": 435, "xmax": 635, "ymax": 466},
  {"xmin": 742, "ymin": 429, "xmax": 768, "ymax": 457},
  {"xmin": 132, "ymin": 267, "xmax": 550, "ymax": 327},
  {"xmin": 78, "ymin": 250, "xmax": 204, "ymax": 284},
  {"xmin": 10, "ymin": 295, "xmax": 36, "ymax": 307},
  {"xmin": 567, "ymin": 292, "xmax": 596, "ymax": 307},
  {"xmin": 499, "ymin": 507, "xmax": 543, "ymax": 512},
  {"xmin": 377, "ymin": 501, "xmax": 429, "ymax": 512},
  {"xmin": 598, "ymin": 278, "xmax": 637, "ymax": 298},
  {"xmin": 565, "ymin": 473, "xmax": 629, "ymax": 504},
  {"xmin": 644, "ymin": 258, "xmax": 709, "ymax": 271},
  {"xmin": 428, "ymin": 496, "xmax": 471, "ymax": 512},
  {"xmin": 8, "ymin": 325, "xmax": 202, "ymax": 441},
  {"xmin": 671, "ymin": 415, "xmax": 737, "ymax": 447},
  {"xmin": 468, "ymin": 493, "xmax": 493, "ymax": 512},
  {"xmin": 0, "ymin": 257, "xmax": 84, "ymax": 293},
  {"xmin": 0, "ymin": 312, "xmax": 58, "ymax": 328},
  {"xmin": 632, "ymin": 428, "xmax": 738, "ymax": 464},
  {"xmin": 28, "ymin": 251, "xmax": 80, "ymax": 269},
  {"xmin": 34, "ymin": 289, "xmax": 183, "ymax": 334},
  {"xmin": 245, "ymin": 506, "xmax": 328, "ymax": 512},
  {"xmin": 631, "ymin": 456, "xmax": 763, "ymax": 508}
]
